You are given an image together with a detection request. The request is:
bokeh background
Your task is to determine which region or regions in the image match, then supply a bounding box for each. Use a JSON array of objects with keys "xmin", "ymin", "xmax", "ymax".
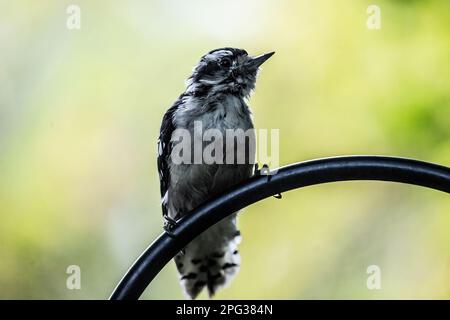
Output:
[{"xmin": 0, "ymin": 0, "xmax": 449, "ymax": 299}]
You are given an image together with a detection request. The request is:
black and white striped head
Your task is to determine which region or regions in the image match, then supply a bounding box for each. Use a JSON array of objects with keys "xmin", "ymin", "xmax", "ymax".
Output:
[{"xmin": 186, "ymin": 48, "xmax": 274, "ymax": 98}]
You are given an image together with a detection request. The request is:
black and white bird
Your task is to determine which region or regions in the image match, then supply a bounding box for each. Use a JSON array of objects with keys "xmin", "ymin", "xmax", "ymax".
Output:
[{"xmin": 157, "ymin": 48, "xmax": 274, "ymax": 299}]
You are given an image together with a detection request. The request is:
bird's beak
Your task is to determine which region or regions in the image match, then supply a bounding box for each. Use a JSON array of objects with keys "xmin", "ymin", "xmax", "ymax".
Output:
[{"xmin": 245, "ymin": 51, "xmax": 275, "ymax": 71}]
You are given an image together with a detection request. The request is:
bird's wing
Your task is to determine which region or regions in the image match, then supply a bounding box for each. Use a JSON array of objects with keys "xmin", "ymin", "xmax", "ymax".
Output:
[{"xmin": 157, "ymin": 96, "xmax": 184, "ymax": 217}]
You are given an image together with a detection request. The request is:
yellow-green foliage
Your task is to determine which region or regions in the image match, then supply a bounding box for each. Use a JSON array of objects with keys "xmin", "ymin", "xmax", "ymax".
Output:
[{"xmin": 0, "ymin": 0, "xmax": 448, "ymax": 299}]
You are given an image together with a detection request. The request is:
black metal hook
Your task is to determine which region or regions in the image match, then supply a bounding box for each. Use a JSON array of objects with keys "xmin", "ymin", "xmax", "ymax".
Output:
[{"xmin": 110, "ymin": 155, "xmax": 450, "ymax": 300}]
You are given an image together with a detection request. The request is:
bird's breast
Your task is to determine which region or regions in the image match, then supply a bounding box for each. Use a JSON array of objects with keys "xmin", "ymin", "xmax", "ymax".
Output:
[{"xmin": 168, "ymin": 94, "xmax": 255, "ymax": 215}]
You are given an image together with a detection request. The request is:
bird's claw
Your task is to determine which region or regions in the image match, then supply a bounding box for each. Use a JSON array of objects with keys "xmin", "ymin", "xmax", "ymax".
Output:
[
  {"xmin": 254, "ymin": 163, "xmax": 271, "ymax": 180},
  {"xmin": 163, "ymin": 215, "xmax": 178, "ymax": 237},
  {"xmin": 254, "ymin": 163, "xmax": 282, "ymax": 199}
]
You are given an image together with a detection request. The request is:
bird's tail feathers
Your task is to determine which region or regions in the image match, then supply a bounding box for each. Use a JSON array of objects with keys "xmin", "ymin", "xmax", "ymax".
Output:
[{"xmin": 175, "ymin": 234, "xmax": 241, "ymax": 299}]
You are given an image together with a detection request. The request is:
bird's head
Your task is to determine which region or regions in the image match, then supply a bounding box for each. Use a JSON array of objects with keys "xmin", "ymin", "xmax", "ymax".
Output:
[{"xmin": 186, "ymin": 48, "xmax": 274, "ymax": 98}]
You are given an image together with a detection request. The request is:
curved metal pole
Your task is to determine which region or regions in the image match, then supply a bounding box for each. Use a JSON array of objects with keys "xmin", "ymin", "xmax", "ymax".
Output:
[{"xmin": 110, "ymin": 156, "xmax": 450, "ymax": 300}]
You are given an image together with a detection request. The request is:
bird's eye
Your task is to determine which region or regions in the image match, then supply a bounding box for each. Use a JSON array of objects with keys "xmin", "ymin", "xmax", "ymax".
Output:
[{"xmin": 220, "ymin": 58, "xmax": 232, "ymax": 68}]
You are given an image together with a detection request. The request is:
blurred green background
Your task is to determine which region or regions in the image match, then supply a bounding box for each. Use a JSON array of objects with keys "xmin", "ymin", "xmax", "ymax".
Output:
[{"xmin": 0, "ymin": 0, "xmax": 449, "ymax": 299}]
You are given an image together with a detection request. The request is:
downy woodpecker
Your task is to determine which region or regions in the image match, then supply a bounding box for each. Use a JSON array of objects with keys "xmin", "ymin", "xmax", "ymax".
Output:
[{"xmin": 157, "ymin": 48, "xmax": 274, "ymax": 298}]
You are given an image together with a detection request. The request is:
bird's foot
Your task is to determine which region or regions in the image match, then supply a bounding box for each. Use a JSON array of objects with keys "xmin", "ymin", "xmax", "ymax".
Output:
[
  {"xmin": 254, "ymin": 163, "xmax": 271, "ymax": 180},
  {"xmin": 254, "ymin": 163, "xmax": 282, "ymax": 199},
  {"xmin": 163, "ymin": 215, "xmax": 178, "ymax": 237}
]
